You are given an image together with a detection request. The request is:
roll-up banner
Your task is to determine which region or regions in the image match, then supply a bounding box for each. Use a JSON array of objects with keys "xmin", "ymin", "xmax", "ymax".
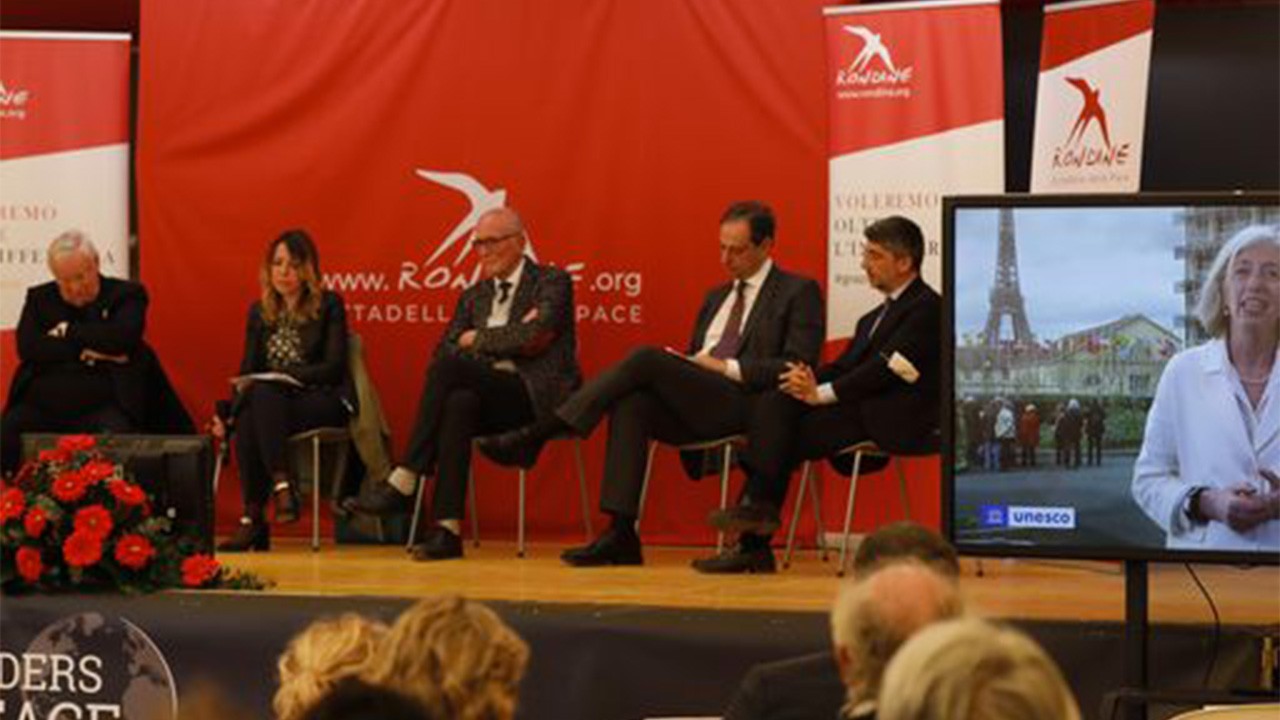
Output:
[
  {"xmin": 1030, "ymin": 0, "xmax": 1155, "ymax": 193},
  {"xmin": 824, "ymin": 0, "xmax": 1004, "ymax": 340},
  {"xmin": 0, "ymin": 32, "xmax": 132, "ymax": 398}
]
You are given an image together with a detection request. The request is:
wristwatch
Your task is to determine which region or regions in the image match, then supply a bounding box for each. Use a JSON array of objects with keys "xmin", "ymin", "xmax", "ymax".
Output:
[{"xmin": 1182, "ymin": 486, "xmax": 1209, "ymax": 524}]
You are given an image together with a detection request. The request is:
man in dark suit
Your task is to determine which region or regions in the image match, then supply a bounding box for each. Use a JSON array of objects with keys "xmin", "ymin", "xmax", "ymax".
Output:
[
  {"xmin": 703, "ymin": 215, "xmax": 940, "ymax": 573},
  {"xmin": 2, "ymin": 230, "xmax": 192, "ymax": 475},
  {"xmin": 483, "ymin": 200, "xmax": 824, "ymax": 569},
  {"xmin": 350, "ymin": 207, "xmax": 581, "ymax": 561}
]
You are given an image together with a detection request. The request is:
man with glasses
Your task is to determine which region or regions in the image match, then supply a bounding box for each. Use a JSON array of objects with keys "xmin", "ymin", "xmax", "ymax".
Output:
[
  {"xmin": 482, "ymin": 200, "xmax": 823, "ymax": 569},
  {"xmin": 350, "ymin": 206, "xmax": 581, "ymax": 561}
]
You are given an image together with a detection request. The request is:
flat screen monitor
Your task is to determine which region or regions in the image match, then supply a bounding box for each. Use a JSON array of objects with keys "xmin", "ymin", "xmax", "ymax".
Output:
[
  {"xmin": 21, "ymin": 433, "xmax": 215, "ymax": 552},
  {"xmin": 943, "ymin": 192, "xmax": 1280, "ymax": 565}
]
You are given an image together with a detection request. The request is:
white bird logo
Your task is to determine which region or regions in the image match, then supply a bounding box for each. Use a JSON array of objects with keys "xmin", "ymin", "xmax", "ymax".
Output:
[
  {"xmin": 414, "ymin": 169, "xmax": 537, "ymax": 265},
  {"xmin": 843, "ymin": 26, "xmax": 897, "ymax": 74}
]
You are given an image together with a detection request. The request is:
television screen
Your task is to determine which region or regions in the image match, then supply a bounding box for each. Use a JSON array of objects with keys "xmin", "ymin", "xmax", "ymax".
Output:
[{"xmin": 944, "ymin": 193, "xmax": 1280, "ymax": 564}]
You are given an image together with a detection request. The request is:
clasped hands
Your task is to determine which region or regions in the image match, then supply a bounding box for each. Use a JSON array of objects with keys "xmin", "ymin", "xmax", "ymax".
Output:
[
  {"xmin": 1200, "ymin": 468, "xmax": 1280, "ymax": 533},
  {"xmin": 779, "ymin": 361, "xmax": 820, "ymax": 405}
]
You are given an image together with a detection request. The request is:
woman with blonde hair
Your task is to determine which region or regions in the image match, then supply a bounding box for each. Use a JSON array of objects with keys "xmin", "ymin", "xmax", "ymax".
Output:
[
  {"xmin": 878, "ymin": 617, "xmax": 1081, "ymax": 720},
  {"xmin": 364, "ymin": 595, "xmax": 529, "ymax": 720},
  {"xmin": 274, "ymin": 613, "xmax": 388, "ymax": 720},
  {"xmin": 214, "ymin": 229, "xmax": 356, "ymax": 551},
  {"xmin": 1133, "ymin": 224, "xmax": 1280, "ymax": 551}
]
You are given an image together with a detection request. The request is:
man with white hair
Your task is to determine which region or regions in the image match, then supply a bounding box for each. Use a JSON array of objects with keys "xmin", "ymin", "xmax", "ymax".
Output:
[
  {"xmin": 2, "ymin": 230, "xmax": 190, "ymax": 474},
  {"xmin": 829, "ymin": 562, "xmax": 964, "ymax": 720}
]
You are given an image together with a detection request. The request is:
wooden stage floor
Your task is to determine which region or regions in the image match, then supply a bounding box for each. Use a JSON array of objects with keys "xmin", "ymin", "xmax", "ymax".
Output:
[{"xmin": 220, "ymin": 539, "xmax": 1280, "ymax": 626}]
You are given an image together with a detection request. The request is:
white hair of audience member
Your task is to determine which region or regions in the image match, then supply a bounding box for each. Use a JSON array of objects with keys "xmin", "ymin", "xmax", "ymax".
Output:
[
  {"xmin": 878, "ymin": 617, "xmax": 1081, "ymax": 720},
  {"xmin": 46, "ymin": 229, "xmax": 99, "ymax": 268},
  {"xmin": 829, "ymin": 561, "xmax": 964, "ymax": 718}
]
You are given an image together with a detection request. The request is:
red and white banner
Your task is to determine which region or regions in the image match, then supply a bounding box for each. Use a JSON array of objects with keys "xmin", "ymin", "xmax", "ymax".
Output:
[
  {"xmin": 138, "ymin": 0, "xmax": 843, "ymax": 542},
  {"xmin": 1030, "ymin": 0, "xmax": 1155, "ymax": 193},
  {"xmin": 824, "ymin": 0, "xmax": 1004, "ymax": 340},
  {"xmin": 0, "ymin": 32, "xmax": 131, "ymax": 394}
]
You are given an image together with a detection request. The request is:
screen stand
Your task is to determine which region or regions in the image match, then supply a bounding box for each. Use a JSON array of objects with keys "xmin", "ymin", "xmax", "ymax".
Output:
[{"xmin": 1123, "ymin": 559, "xmax": 1149, "ymax": 720}]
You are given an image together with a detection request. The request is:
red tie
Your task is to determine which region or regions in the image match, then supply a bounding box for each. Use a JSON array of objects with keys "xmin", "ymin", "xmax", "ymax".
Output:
[{"xmin": 710, "ymin": 281, "xmax": 747, "ymax": 359}]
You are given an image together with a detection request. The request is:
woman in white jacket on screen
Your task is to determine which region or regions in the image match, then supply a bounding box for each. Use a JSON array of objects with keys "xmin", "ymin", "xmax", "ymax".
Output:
[{"xmin": 1132, "ymin": 223, "xmax": 1280, "ymax": 552}]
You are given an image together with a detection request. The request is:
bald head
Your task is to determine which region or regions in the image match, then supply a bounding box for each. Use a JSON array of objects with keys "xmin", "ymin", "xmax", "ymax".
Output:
[
  {"xmin": 830, "ymin": 562, "xmax": 964, "ymax": 708},
  {"xmin": 473, "ymin": 207, "xmax": 527, "ymax": 280}
]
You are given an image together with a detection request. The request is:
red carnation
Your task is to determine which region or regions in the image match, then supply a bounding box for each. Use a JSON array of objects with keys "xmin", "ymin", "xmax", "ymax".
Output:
[
  {"xmin": 73, "ymin": 505, "xmax": 114, "ymax": 540},
  {"xmin": 113, "ymin": 534, "xmax": 156, "ymax": 571},
  {"xmin": 181, "ymin": 554, "xmax": 221, "ymax": 587},
  {"xmin": 38, "ymin": 447, "xmax": 71, "ymax": 464},
  {"xmin": 51, "ymin": 471, "xmax": 88, "ymax": 503},
  {"xmin": 107, "ymin": 480, "xmax": 146, "ymax": 506},
  {"xmin": 15, "ymin": 546, "xmax": 43, "ymax": 583},
  {"xmin": 63, "ymin": 530, "xmax": 104, "ymax": 568},
  {"xmin": 80, "ymin": 460, "xmax": 117, "ymax": 484},
  {"xmin": 0, "ymin": 487, "xmax": 25, "ymax": 523},
  {"xmin": 57, "ymin": 435, "xmax": 96, "ymax": 453},
  {"xmin": 23, "ymin": 506, "xmax": 48, "ymax": 538}
]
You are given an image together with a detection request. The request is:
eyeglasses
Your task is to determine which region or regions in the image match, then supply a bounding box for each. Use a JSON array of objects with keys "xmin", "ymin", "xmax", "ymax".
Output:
[{"xmin": 472, "ymin": 231, "xmax": 522, "ymax": 251}]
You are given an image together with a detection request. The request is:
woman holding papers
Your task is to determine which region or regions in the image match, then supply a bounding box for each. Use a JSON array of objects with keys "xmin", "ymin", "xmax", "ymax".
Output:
[{"xmin": 214, "ymin": 229, "xmax": 354, "ymax": 551}]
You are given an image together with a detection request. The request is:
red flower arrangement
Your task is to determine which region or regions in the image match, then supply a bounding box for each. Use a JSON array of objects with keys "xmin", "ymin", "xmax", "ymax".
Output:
[{"xmin": 1, "ymin": 435, "xmax": 264, "ymax": 593}]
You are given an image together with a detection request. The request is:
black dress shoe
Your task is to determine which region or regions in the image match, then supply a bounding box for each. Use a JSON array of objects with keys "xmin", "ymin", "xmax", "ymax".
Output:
[
  {"xmin": 561, "ymin": 527, "xmax": 643, "ymax": 567},
  {"xmin": 348, "ymin": 482, "xmax": 411, "ymax": 517},
  {"xmin": 691, "ymin": 545, "xmax": 776, "ymax": 574},
  {"xmin": 477, "ymin": 426, "xmax": 546, "ymax": 469},
  {"xmin": 410, "ymin": 527, "xmax": 463, "ymax": 561},
  {"xmin": 217, "ymin": 517, "xmax": 270, "ymax": 553},
  {"xmin": 707, "ymin": 502, "xmax": 782, "ymax": 535}
]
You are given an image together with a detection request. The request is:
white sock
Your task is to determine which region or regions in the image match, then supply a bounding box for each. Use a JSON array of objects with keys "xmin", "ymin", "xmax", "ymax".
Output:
[{"xmin": 387, "ymin": 467, "xmax": 418, "ymax": 495}]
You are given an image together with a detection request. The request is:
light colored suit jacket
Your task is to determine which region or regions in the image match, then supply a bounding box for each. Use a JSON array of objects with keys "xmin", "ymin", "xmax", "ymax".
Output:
[{"xmin": 1132, "ymin": 339, "xmax": 1279, "ymax": 551}]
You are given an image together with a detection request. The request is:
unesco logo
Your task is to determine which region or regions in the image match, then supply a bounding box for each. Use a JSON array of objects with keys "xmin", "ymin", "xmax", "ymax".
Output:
[{"xmin": 978, "ymin": 505, "xmax": 1008, "ymax": 528}]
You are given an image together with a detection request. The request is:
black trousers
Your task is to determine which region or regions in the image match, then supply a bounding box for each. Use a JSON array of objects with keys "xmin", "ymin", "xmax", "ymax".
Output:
[
  {"xmin": 557, "ymin": 346, "xmax": 751, "ymax": 518},
  {"xmin": 740, "ymin": 390, "xmax": 871, "ymax": 508},
  {"xmin": 232, "ymin": 383, "xmax": 347, "ymax": 511},
  {"xmin": 1, "ymin": 400, "xmax": 136, "ymax": 475},
  {"xmin": 400, "ymin": 353, "xmax": 534, "ymax": 521}
]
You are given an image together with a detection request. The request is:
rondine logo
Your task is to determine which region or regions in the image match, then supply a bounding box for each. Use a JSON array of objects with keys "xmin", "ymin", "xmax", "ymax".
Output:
[
  {"xmin": 836, "ymin": 25, "xmax": 913, "ymax": 86},
  {"xmin": 0, "ymin": 82, "xmax": 30, "ymax": 107},
  {"xmin": 1052, "ymin": 76, "xmax": 1131, "ymax": 169}
]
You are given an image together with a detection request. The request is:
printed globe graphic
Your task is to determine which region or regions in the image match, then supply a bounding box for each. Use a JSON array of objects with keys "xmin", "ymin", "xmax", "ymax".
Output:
[{"xmin": 22, "ymin": 612, "xmax": 176, "ymax": 720}]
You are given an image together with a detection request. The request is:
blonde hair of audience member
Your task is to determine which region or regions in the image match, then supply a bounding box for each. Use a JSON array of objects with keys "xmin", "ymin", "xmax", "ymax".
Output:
[
  {"xmin": 878, "ymin": 617, "xmax": 1081, "ymax": 720},
  {"xmin": 274, "ymin": 613, "xmax": 389, "ymax": 720},
  {"xmin": 364, "ymin": 595, "xmax": 529, "ymax": 720},
  {"xmin": 829, "ymin": 561, "xmax": 965, "ymax": 718}
]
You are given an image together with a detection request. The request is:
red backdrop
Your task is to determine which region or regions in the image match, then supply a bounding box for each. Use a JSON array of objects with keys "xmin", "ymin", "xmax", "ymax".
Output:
[{"xmin": 131, "ymin": 0, "xmax": 940, "ymax": 543}]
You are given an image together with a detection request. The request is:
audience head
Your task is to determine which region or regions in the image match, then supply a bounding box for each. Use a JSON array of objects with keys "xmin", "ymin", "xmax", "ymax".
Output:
[
  {"xmin": 879, "ymin": 617, "xmax": 1081, "ymax": 720},
  {"xmin": 364, "ymin": 595, "xmax": 529, "ymax": 720},
  {"xmin": 829, "ymin": 561, "xmax": 964, "ymax": 715},
  {"xmin": 261, "ymin": 228, "xmax": 324, "ymax": 322},
  {"xmin": 862, "ymin": 215, "xmax": 924, "ymax": 293},
  {"xmin": 46, "ymin": 230, "xmax": 101, "ymax": 308},
  {"xmin": 299, "ymin": 679, "xmax": 438, "ymax": 720},
  {"xmin": 719, "ymin": 200, "xmax": 775, "ymax": 281},
  {"xmin": 274, "ymin": 613, "xmax": 389, "ymax": 720},
  {"xmin": 1195, "ymin": 223, "xmax": 1279, "ymax": 338},
  {"xmin": 852, "ymin": 521, "xmax": 961, "ymax": 579},
  {"xmin": 472, "ymin": 207, "xmax": 527, "ymax": 281}
]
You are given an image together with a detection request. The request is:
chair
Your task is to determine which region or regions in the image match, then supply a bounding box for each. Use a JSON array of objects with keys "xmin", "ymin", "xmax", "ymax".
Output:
[
  {"xmin": 783, "ymin": 434, "xmax": 936, "ymax": 576},
  {"xmin": 637, "ymin": 434, "xmax": 745, "ymax": 553},
  {"xmin": 288, "ymin": 427, "xmax": 352, "ymax": 552},
  {"xmin": 405, "ymin": 433, "xmax": 593, "ymax": 557}
]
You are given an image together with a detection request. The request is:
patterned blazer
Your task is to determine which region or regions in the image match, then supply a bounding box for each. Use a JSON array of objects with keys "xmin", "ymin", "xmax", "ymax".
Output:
[{"xmin": 437, "ymin": 259, "xmax": 582, "ymax": 416}]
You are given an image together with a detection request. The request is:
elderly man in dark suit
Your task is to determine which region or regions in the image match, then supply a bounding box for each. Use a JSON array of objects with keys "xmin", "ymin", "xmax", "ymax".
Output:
[
  {"xmin": 1, "ymin": 231, "xmax": 192, "ymax": 476},
  {"xmin": 704, "ymin": 215, "xmax": 941, "ymax": 573},
  {"xmin": 351, "ymin": 206, "xmax": 581, "ymax": 561},
  {"xmin": 483, "ymin": 200, "xmax": 824, "ymax": 569}
]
